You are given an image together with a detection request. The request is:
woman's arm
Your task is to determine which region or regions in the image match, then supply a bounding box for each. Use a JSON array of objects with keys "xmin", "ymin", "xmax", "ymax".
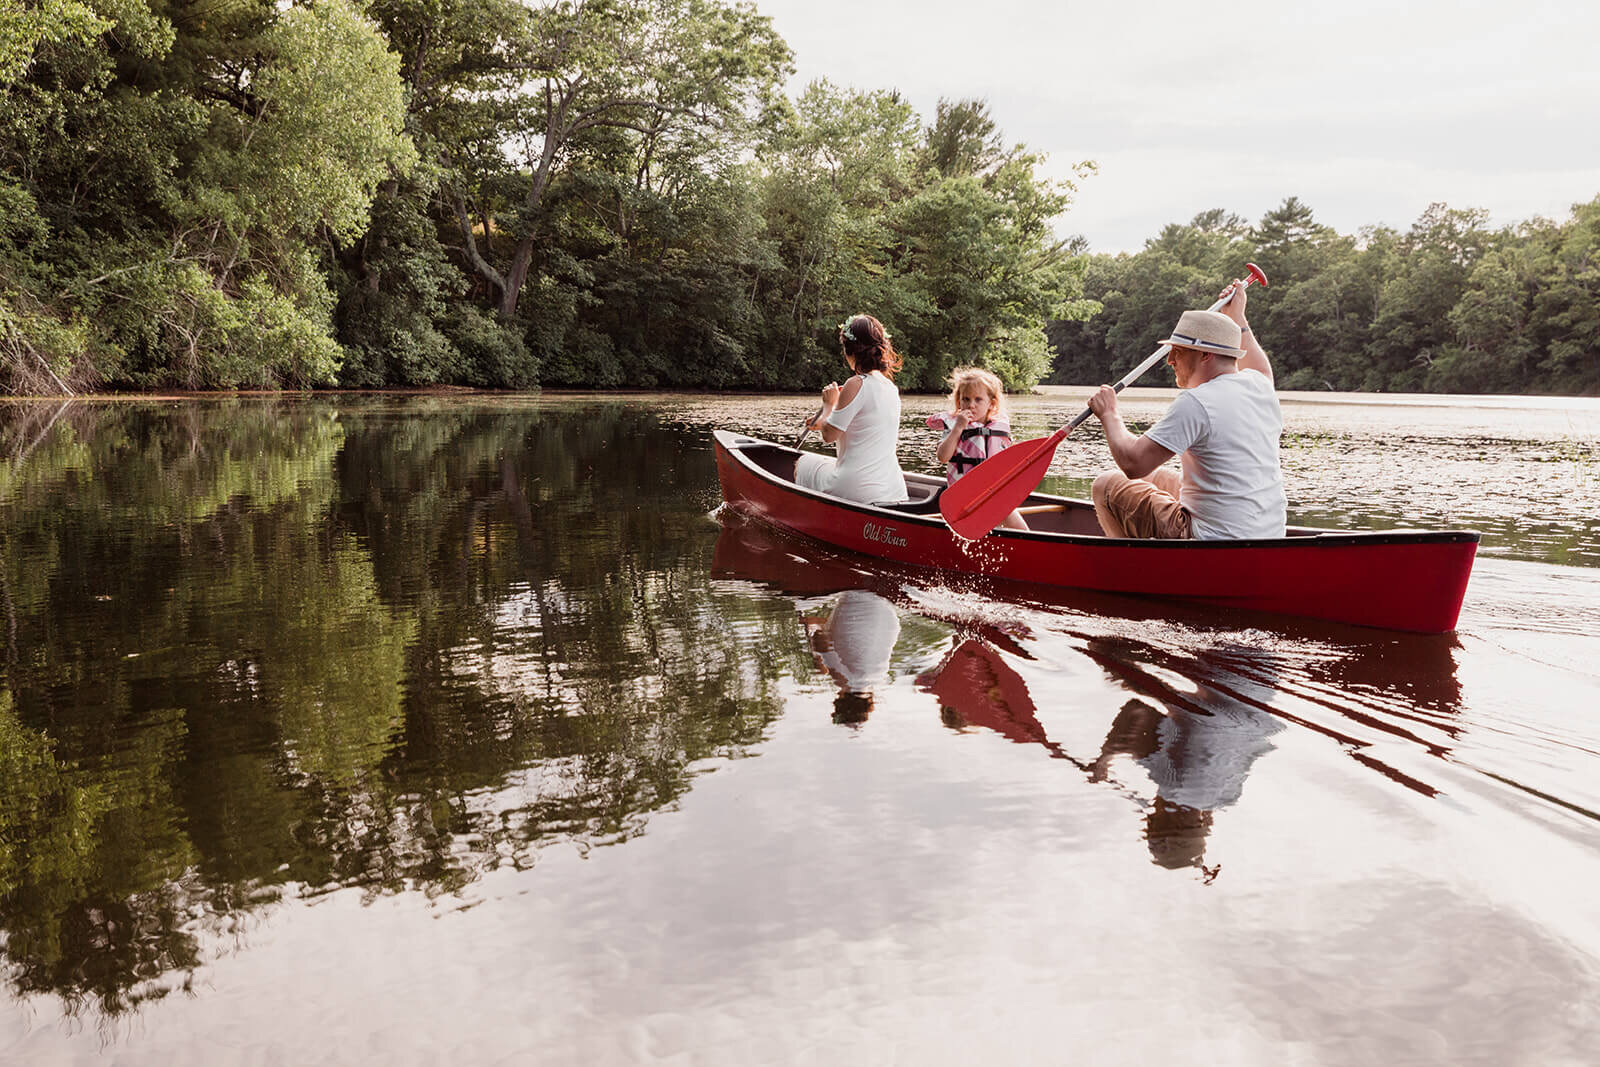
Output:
[{"xmin": 819, "ymin": 376, "xmax": 865, "ymax": 444}]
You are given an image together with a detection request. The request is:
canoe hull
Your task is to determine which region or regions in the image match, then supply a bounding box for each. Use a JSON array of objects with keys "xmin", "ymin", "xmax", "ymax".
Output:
[{"xmin": 714, "ymin": 430, "xmax": 1479, "ymax": 634}]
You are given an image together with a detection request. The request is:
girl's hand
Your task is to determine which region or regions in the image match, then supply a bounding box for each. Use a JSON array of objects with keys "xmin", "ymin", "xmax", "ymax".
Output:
[{"xmin": 952, "ymin": 409, "xmax": 971, "ymax": 429}]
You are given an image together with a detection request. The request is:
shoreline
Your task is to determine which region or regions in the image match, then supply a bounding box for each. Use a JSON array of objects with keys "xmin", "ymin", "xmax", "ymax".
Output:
[{"xmin": 5, "ymin": 385, "xmax": 1599, "ymax": 411}]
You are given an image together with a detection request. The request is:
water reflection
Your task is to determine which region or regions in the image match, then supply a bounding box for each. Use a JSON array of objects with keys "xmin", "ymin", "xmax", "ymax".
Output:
[
  {"xmin": 917, "ymin": 634, "xmax": 1050, "ymax": 747},
  {"xmin": 0, "ymin": 398, "xmax": 796, "ymax": 1017},
  {"xmin": 737, "ymin": 516, "xmax": 1286, "ymax": 881},
  {"xmin": 1080, "ymin": 639, "xmax": 1284, "ymax": 879},
  {"xmin": 912, "ymin": 632, "xmax": 1280, "ymax": 880},
  {"xmin": 5, "ymin": 395, "xmax": 1589, "ymax": 1060},
  {"xmin": 712, "ymin": 512, "xmax": 1475, "ymax": 878},
  {"xmin": 804, "ymin": 591, "xmax": 901, "ymax": 725}
]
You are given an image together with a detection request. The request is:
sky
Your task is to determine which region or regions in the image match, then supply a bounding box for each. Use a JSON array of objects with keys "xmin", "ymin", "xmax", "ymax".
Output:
[{"xmin": 751, "ymin": 0, "xmax": 1600, "ymax": 253}]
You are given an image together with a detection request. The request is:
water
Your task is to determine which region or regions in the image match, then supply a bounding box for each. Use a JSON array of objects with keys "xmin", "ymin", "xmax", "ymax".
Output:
[{"xmin": 1, "ymin": 391, "xmax": 1598, "ymax": 1065}]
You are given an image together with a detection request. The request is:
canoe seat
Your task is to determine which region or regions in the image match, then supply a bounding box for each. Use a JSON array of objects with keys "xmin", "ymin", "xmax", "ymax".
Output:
[{"xmin": 878, "ymin": 485, "xmax": 944, "ymax": 515}]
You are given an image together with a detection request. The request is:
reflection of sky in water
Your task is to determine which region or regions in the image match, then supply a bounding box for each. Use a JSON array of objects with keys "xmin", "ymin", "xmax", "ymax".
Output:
[{"xmin": 5, "ymin": 396, "xmax": 1600, "ymax": 1065}]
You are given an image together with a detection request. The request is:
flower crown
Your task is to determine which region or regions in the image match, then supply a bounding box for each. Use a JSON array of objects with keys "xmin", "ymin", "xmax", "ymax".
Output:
[{"xmin": 838, "ymin": 315, "xmax": 885, "ymax": 344}]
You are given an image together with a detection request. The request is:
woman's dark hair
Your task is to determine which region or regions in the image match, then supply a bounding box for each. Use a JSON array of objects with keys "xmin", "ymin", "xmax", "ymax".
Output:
[
  {"xmin": 839, "ymin": 314, "xmax": 903, "ymax": 378},
  {"xmin": 832, "ymin": 691, "xmax": 874, "ymax": 726}
]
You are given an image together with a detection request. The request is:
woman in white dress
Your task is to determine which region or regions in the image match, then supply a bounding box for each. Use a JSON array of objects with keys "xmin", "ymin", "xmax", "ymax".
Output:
[{"xmin": 794, "ymin": 313, "xmax": 909, "ymax": 504}]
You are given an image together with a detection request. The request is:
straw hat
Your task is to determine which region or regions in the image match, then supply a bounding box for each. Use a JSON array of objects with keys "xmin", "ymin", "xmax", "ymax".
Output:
[{"xmin": 1159, "ymin": 310, "xmax": 1244, "ymax": 358}]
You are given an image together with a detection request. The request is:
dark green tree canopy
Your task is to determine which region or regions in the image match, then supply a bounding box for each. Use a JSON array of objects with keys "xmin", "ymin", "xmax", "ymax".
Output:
[{"xmin": 1050, "ymin": 195, "xmax": 1600, "ymax": 396}]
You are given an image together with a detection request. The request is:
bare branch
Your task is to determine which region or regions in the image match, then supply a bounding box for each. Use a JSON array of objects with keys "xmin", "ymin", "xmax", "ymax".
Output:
[{"xmin": 449, "ymin": 188, "xmax": 507, "ymax": 295}]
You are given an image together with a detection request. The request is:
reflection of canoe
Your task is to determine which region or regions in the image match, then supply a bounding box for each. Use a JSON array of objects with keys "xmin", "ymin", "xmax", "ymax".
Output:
[
  {"xmin": 714, "ymin": 430, "xmax": 1479, "ymax": 634},
  {"xmin": 916, "ymin": 638, "xmax": 1050, "ymax": 748},
  {"xmin": 713, "ymin": 511, "xmax": 1467, "ymax": 810}
]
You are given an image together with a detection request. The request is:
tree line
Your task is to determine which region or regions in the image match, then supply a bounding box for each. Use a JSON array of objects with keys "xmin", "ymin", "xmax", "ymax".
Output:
[
  {"xmin": 1053, "ymin": 196, "xmax": 1600, "ymax": 395},
  {"xmin": 2, "ymin": 1, "xmax": 1595, "ymax": 397},
  {"xmin": 1, "ymin": 0, "xmax": 1091, "ymax": 396}
]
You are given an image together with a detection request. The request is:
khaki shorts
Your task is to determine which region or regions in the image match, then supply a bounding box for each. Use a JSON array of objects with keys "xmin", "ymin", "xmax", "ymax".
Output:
[{"xmin": 1101, "ymin": 472, "xmax": 1193, "ymax": 539}]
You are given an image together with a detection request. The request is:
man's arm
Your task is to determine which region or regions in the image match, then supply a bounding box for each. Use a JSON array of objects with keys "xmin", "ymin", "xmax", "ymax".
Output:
[
  {"xmin": 1218, "ymin": 279, "xmax": 1272, "ymax": 384},
  {"xmin": 1087, "ymin": 385, "xmax": 1177, "ymax": 480}
]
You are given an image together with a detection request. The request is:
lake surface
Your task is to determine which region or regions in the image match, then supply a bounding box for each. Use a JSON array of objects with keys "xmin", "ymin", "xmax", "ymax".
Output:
[{"xmin": 2, "ymin": 391, "xmax": 1598, "ymax": 1065}]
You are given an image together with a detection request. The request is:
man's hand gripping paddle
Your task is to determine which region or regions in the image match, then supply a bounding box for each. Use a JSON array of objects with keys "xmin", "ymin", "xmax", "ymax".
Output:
[{"xmin": 939, "ymin": 263, "xmax": 1268, "ymax": 540}]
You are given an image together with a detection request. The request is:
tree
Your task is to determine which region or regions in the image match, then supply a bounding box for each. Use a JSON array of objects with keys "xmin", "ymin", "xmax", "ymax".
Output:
[
  {"xmin": 1364, "ymin": 204, "xmax": 1492, "ymax": 391},
  {"xmin": 422, "ymin": 0, "xmax": 792, "ymax": 321},
  {"xmin": 923, "ymin": 97, "xmax": 1006, "ymax": 179},
  {"xmin": 744, "ymin": 80, "xmax": 924, "ymax": 386},
  {"xmin": 0, "ymin": 0, "xmax": 106, "ymax": 84},
  {"xmin": 1, "ymin": 0, "xmax": 416, "ymax": 390},
  {"xmin": 1532, "ymin": 196, "xmax": 1600, "ymax": 393}
]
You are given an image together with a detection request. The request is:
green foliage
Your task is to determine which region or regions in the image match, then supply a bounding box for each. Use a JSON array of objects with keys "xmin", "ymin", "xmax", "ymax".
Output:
[
  {"xmin": 733, "ymin": 89, "xmax": 1091, "ymax": 394},
  {"xmin": 398, "ymin": 0, "xmax": 794, "ymax": 320},
  {"xmin": 333, "ymin": 178, "xmax": 471, "ymax": 387},
  {"xmin": 1050, "ymin": 195, "xmax": 1600, "ymax": 396},
  {"xmin": 448, "ymin": 303, "xmax": 537, "ymax": 387},
  {"xmin": 1, "ymin": 0, "xmax": 413, "ymax": 392},
  {"xmin": 0, "ymin": 399, "xmax": 796, "ymax": 1011},
  {"xmin": 0, "ymin": 0, "xmax": 110, "ymax": 84},
  {"xmin": 1532, "ymin": 199, "xmax": 1600, "ymax": 393},
  {"xmin": 7, "ymin": 0, "xmax": 1595, "ymax": 395},
  {"xmin": 186, "ymin": 0, "xmax": 416, "ymax": 242}
]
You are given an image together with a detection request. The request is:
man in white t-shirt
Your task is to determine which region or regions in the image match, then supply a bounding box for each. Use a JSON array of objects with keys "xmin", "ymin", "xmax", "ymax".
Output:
[{"xmin": 1084, "ymin": 280, "xmax": 1286, "ymax": 540}]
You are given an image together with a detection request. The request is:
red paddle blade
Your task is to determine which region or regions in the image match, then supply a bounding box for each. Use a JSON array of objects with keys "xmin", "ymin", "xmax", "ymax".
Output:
[{"xmin": 939, "ymin": 429, "xmax": 1067, "ymax": 540}]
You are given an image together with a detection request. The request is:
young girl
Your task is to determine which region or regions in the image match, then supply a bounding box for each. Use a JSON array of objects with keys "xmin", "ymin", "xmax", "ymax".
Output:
[{"xmin": 928, "ymin": 367, "xmax": 1027, "ymax": 529}]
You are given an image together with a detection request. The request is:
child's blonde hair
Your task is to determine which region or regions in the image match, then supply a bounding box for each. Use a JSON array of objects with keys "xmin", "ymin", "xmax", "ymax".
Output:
[{"xmin": 947, "ymin": 366, "xmax": 1007, "ymax": 421}]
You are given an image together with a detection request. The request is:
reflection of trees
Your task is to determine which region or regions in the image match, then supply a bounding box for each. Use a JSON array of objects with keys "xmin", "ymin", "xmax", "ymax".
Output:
[{"xmin": 0, "ymin": 399, "xmax": 799, "ymax": 1016}]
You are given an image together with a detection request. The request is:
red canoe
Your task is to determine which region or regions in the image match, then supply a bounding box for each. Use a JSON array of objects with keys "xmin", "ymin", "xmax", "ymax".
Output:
[{"xmin": 713, "ymin": 430, "xmax": 1480, "ymax": 634}]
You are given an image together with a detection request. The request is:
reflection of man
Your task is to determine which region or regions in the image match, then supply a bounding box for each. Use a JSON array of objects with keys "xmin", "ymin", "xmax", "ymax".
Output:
[
  {"xmin": 802, "ymin": 590, "xmax": 900, "ymax": 726},
  {"xmin": 1093, "ymin": 697, "xmax": 1282, "ymax": 876}
]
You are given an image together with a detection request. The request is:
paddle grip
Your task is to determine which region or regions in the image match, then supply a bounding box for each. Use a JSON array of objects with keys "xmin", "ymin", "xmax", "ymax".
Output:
[{"xmin": 1204, "ymin": 267, "xmax": 1263, "ymax": 314}]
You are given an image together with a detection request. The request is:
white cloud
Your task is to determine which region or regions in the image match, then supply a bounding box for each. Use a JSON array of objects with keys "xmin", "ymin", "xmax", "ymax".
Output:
[{"xmin": 754, "ymin": 0, "xmax": 1600, "ymax": 252}]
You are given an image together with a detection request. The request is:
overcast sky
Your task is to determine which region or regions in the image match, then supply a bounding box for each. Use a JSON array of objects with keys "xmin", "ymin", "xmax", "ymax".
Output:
[{"xmin": 752, "ymin": 0, "xmax": 1600, "ymax": 253}]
